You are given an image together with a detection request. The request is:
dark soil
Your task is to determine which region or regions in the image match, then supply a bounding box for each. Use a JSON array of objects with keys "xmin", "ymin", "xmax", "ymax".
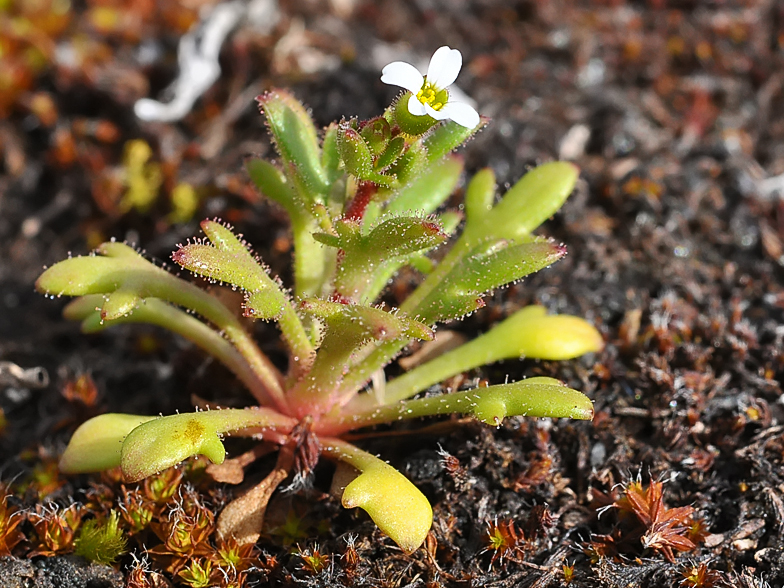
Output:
[{"xmin": 2, "ymin": 1, "xmax": 784, "ymax": 587}]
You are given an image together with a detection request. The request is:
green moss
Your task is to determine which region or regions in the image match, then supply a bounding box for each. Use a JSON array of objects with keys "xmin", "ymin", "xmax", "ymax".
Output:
[{"xmin": 74, "ymin": 510, "xmax": 127, "ymax": 565}]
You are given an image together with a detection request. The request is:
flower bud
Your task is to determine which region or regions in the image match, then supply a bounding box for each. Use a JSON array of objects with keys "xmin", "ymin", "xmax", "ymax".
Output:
[
  {"xmin": 360, "ymin": 116, "xmax": 391, "ymax": 155},
  {"xmin": 337, "ymin": 124, "xmax": 374, "ymax": 178}
]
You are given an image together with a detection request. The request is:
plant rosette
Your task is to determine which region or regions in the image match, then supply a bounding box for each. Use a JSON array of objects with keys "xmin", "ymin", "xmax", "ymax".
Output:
[{"xmin": 39, "ymin": 46, "xmax": 602, "ymax": 554}]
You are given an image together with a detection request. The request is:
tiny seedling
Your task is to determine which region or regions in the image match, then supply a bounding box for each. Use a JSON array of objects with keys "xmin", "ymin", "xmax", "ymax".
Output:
[{"xmin": 38, "ymin": 47, "xmax": 602, "ymax": 553}]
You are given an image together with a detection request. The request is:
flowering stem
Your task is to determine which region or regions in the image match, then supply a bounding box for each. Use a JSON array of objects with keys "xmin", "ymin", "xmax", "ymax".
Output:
[
  {"xmin": 277, "ymin": 300, "xmax": 316, "ymax": 379},
  {"xmin": 334, "ymin": 241, "xmax": 474, "ymax": 401},
  {"xmin": 344, "ymin": 181, "xmax": 377, "ymax": 222},
  {"xmin": 291, "ymin": 212, "xmax": 333, "ymax": 300}
]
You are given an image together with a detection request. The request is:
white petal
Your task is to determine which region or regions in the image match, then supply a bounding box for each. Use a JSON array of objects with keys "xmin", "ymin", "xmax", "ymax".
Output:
[
  {"xmin": 439, "ymin": 101, "xmax": 480, "ymax": 128},
  {"xmin": 423, "ymin": 102, "xmax": 449, "ymax": 121},
  {"xmin": 407, "ymin": 94, "xmax": 428, "ymax": 116},
  {"xmin": 426, "ymin": 46, "xmax": 462, "ymax": 89},
  {"xmin": 446, "ymin": 83, "xmax": 477, "ymax": 108},
  {"xmin": 381, "ymin": 61, "xmax": 424, "ymax": 94}
]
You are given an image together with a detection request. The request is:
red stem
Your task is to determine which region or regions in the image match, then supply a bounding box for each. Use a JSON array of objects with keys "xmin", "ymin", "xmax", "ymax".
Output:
[{"xmin": 344, "ymin": 181, "xmax": 377, "ymax": 222}]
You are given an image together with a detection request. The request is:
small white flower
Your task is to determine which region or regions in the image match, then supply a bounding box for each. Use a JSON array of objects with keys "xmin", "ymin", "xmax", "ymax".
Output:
[{"xmin": 381, "ymin": 46, "xmax": 480, "ymax": 129}]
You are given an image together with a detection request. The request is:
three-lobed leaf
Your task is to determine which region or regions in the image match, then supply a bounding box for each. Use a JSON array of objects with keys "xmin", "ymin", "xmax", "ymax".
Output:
[
  {"xmin": 464, "ymin": 161, "xmax": 579, "ymax": 245},
  {"xmin": 314, "ymin": 216, "xmax": 448, "ymax": 302},
  {"xmin": 414, "ymin": 239, "xmax": 565, "ymax": 324},
  {"xmin": 173, "ymin": 220, "xmax": 287, "ymax": 320}
]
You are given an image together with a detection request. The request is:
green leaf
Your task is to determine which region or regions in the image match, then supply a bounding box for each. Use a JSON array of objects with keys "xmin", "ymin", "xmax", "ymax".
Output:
[
  {"xmin": 469, "ymin": 378, "xmax": 594, "ymax": 424},
  {"xmin": 464, "ymin": 167, "xmax": 496, "ymax": 223},
  {"xmin": 341, "ymin": 460, "xmax": 431, "ymax": 554},
  {"xmin": 62, "ymin": 295, "xmax": 102, "ymax": 323},
  {"xmin": 438, "ymin": 210, "xmax": 463, "ymax": 235},
  {"xmin": 360, "ymin": 116, "xmax": 391, "ymax": 155},
  {"xmin": 337, "ymin": 123, "xmax": 374, "ymax": 178},
  {"xmin": 317, "ymin": 216, "xmax": 447, "ymax": 302},
  {"xmin": 321, "ymin": 122, "xmax": 342, "ymax": 183},
  {"xmin": 100, "ymin": 288, "xmax": 142, "ymax": 320},
  {"xmin": 172, "ymin": 245, "xmax": 264, "ymax": 290},
  {"xmin": 383, "ymin": 305, "xmax": 603, "ymax": 403},
  {"xmin": 287, "ymin": 300, "xmax": 433, "ymax": 416},
  {"xmin": 120, "ymin": 408, "xmax": 294, "ymax": 482},
  {"xmin": 359, "ymin": 208, "xmax": 462, "ymax": 304},
  {"xmin": 172, "ymin": 220, "xmax": 286, "ymax": 321},
  {"xmin": 386, "ymin": 139, "xmax": 427, "ymax": 187},
  {"xmin": 172, "ymin": 220, "xmax": 313, "ymax": 363},
  {"xmin": 121, "ymin": 413, "xmax": 226, "ymax": 482},
  {"xmin": 374, "ymin": 136, "xmax": 405, "ymax": 172},
  {"xmin": 64, "ymin": 295, "xmax": 289, "ymax": 410},
  {"xmin": 311, "ymin": 232, "xmax": 341, "ymax": 248},
  {"xmin": 415, "ymin": 239, "xmax": 565, "ymax": 323},
  {"xmin": 400, "ymin": 162, "xmax": 578, "ymax": 326},
  {"xmin": 334, "ymin": 377, "xmax": 593, "ymax": 432},
  {"xmin": 407, "ymin": 254, "xmax": 435, "ymax": 275},
  {"xmin": 200, "ymin": 219, "xmax": 251, "ymax": 254},
  {"xmin": 173, "ymin": 245, "xmax": 283, "ymax": 320},
  {"xmin": 98, "ymin": 241, "xmax": 145, "ymax": 259},
  {"xmin": 367, "ymin": 216, "xmax": 446, "ymax": 257},
  {"xmin": 257, "ymin": 90, "xmax": 329, "ymax": 198},
  {"xmin": 246, "ymin": 158, "xmax": 303, "ymax": 216},
  {"xmin": 300, "ymin": 299, "xmax": 433, "ymax": 344},
  {"xmin": 479, "ymin": 305, "xmax": 604, "ymax": 360},
  {"xmin": 291, "ymin": 213, "xmax": 333, "ymax": 299},
  {"xmin": 37, "ymin": 238, "xmax": 291, "ymax": 410},
  {"xmin": 59, "ymin": 413, "xmax": 156, "ymax": 473},
  {"xmin": 445, "ymin": 239, "xmax": 564, "ymax": 295},
  {"xmin": 467, "ymin": 161, "xmax": 579, "ymax": 243},
  {"xmin": 323, "ymin": 439, "xmax": 432, "ymax": 554},
  {"xmin": 37, "ymin": 255, "xmax": 130, "ymax": 297},
  {"xmin": 423, "ymin": 117, "xmax": 485, "ymax": 163},
  {"xmin": 336, "ymin": 123, "xmax": 398, "ymax": 187},
  {"xmin": 382, "ymin": 154, "xmax": 463, "ymax": 217}
]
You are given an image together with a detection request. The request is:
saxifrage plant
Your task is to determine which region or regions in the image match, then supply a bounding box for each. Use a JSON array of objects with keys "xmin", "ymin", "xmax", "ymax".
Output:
[{"xmin": 37, "ymin": 46, "xmax": 602, "ymax": 554}]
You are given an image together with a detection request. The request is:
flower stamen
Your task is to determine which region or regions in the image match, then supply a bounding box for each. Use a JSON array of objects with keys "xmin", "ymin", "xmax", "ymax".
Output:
[{"xmin": 416, "ymin": 80, "xmax": 449, "ymax": 111}]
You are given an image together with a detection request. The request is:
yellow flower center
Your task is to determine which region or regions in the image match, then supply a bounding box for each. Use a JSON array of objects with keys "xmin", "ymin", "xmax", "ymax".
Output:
[{"xmin": 416, "ymin": 79, "xmax": 449, "ymax": 111}]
